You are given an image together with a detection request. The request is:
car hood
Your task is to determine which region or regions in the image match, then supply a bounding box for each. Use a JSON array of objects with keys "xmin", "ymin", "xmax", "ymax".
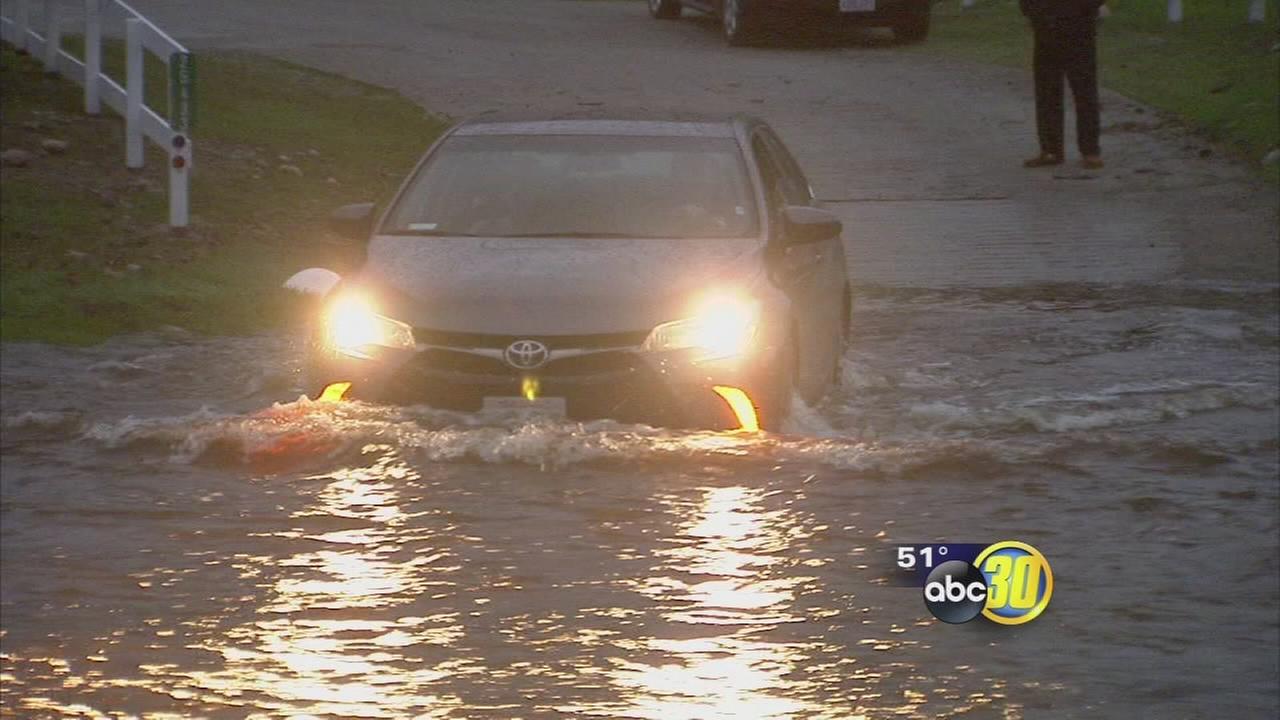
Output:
[{"xmin": 357, "ymin": 235, "xmax": 767, "ymax": 336}]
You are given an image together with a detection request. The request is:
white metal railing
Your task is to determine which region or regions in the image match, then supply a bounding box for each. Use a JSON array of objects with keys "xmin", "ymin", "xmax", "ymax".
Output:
[{"xmin": 0, "ymin": 0, "xmax": 194, "ymax": 227}]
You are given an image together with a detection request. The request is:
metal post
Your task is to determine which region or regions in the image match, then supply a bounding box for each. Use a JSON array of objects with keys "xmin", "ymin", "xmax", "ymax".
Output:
[
  {"xmin": 125, "ymin": 18, "xmax": 144, "ymax": 168},
  {"xmin": 43, "ymin": 0, "xmax": 62, "ymax": 72},
  {"xmin": 15, "ymin": 0, "xmax": 30, "ymax": 52},
  {"xmin": 169, "ymin": 139, "xmax": 190, "ymax": 227},
  {"xmin": 84, "ymin": 0, "xmax": 101, "ymax": 114},
  {"xmin": 165, "ymin": 48, "xmax": 172, "ymax": 119},
  {"xmin": 1248, "ymin": 0, "xmax": 1266, "ymax": 23},
  {"xmin": 166, "ymin": 52, "xmax": 194, "ymax": 227},
  {"xmin": 1167, "ymin": 0, "xmax": 1182, "ymax": 23},
  {"xmin": 961, "ymin": 0, "xmax": 975, "ymax": 8}
]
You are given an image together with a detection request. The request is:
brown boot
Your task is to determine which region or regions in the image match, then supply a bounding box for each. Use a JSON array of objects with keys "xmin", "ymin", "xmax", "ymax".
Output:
[
  {"xmin": 1023, "ymin": 152, "xmax": 1063, "ymax": 168},
  {"xmin": 1081, "ymin": 155, "xmax": 1105, "ymax": 169}
]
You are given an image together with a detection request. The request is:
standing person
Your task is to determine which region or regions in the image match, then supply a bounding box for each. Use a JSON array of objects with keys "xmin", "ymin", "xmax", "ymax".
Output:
[{"xmin": 1021, "ymin": 0, "xmax": 1106, "ymax": 169}]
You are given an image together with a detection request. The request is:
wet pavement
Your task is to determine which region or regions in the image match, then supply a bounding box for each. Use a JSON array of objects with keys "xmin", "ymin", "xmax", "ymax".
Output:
[{"xmin": 3, "ymin": 1, "xmax": 1279, "ymax": 718}]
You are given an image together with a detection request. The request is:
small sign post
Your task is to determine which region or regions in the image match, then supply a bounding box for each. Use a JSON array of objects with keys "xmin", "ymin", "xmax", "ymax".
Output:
[
  {"xmin": 168, "ymin": 52, "xmax": 195, "ymax": 227},
  {"xmin": 169, "ymin": 52, "xmax": 196, "ymax": 133}
]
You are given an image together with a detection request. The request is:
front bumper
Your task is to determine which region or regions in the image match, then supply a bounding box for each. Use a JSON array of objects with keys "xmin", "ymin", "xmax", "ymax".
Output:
[{"xmin": 308, "ymin": 339, "xmax": 787, "ymax": 430}]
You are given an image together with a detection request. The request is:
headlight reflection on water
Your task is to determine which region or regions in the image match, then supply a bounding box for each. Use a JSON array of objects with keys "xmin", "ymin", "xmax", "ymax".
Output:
[
  {"xmin": 562, "ymin": 486, "xmax": 825, "ymax": 719},
  {"xmin": 162, "ymin": 449, "xmax": 469, "ymax": 718},
  {"xmin": 2, "ymin": 430, "xmax": 988, "ymax": 718}
]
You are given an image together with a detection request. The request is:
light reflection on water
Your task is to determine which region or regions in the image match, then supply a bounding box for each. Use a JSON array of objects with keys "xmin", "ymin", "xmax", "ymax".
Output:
[
  {"xmin": 157, "ymin": 447, "xmax": 467, "ymax": 718},
  {"xmin": 574, "ymin": 486, "xmax": 823, "ymax": 718},
  {"xmin": 635, "ymin": 486, "xmax": 814, "ymax": 626}
]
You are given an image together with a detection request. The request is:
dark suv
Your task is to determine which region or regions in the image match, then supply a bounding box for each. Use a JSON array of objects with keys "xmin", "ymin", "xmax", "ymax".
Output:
[{"xmin": 649, "ymin": 0, "xmax": 931, "ymax": 46}]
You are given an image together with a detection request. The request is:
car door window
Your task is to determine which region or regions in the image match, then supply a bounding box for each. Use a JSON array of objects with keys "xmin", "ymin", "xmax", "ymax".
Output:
[
  {"xmin": 760, "ymin": 130, "xmax": 812, "ymax": 206},
  {"xmin": 762, "ymin": 132, "xmax": 814, "ymax": 204},
  {"xmin": 754, "ymin": 129, "xmax": 817, "ymax": 245},
  {"xmin": 751, "ymin": 134, "xmax": 788, "ymax": 235}
]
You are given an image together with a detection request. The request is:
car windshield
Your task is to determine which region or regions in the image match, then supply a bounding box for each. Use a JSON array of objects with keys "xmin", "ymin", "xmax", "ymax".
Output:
[{"xmin": 382, "ymin": 134, "xmax": 758, "ymax": 239}]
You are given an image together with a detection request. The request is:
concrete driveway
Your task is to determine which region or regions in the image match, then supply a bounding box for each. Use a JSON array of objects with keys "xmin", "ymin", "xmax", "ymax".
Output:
[{"xmin": 125, "ymin": 0, "xmax": 1277, "ymax": 289}]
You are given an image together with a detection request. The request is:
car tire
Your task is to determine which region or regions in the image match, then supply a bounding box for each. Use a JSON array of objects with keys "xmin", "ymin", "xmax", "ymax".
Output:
[
  {"xmin": 721, "ymin": 0, "xmax": 761, "ymax": 47},
  {"xmin": 842, "ymin": 284, "xmax": 853, "ymax": 343},
  {"xmin": 833, "ymin": 284, "xmax": 852, "ymax": 386},
  {"xmin": 758, "ymin": 336, "xmax": 799, "ymax": 432},
  {"xmin": 649, "ymin": 0, "xmax": 682, "ymax": 19},
  {"xmin": 893, "ymin": 8, "xmax": 930, "ymax": 43}
]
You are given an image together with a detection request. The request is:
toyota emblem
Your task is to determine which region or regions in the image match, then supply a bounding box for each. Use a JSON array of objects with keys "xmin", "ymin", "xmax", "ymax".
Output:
[{"xmin": 504, "ymin": 339, "xmax": 550, "ymax": 370}]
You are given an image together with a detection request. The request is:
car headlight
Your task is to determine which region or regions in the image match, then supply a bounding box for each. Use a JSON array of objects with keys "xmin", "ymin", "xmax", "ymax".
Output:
[
  {"xmin": 324, "ymin": 294, "xmax": 415, "ymax": 357},
  {"xmin": 644, "ymin": 291, "xmax": 759, "ymax": 360}
]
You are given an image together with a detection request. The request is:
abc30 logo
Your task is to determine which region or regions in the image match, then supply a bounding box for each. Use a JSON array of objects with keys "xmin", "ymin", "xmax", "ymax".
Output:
[{"xmin": 922, "ymin": 541, "xmax": 1053, "ymax": 625}]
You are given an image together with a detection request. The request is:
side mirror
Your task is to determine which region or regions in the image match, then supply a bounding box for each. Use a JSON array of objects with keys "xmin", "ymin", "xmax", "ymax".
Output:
[
  {"xmin": 781, "ymin": 205, "xmax": 841, "ymax": 245},
  {"xmin": 283, "ymin": 267, "xmax": 342, "ymax": 297},
  {"xmin": 329, "ymin": 202, "xmax": 376, "ymax": 240}
]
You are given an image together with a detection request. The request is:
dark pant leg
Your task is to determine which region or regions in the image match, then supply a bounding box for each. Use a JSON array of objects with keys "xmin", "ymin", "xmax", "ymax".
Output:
[
  {"xmin": 1032, "ymin": 25, "xmax": 1065, "ymax": 157},
  {"xmin": 1063, "ymin": 18, "xmax": 1101, "ymax": 156}
]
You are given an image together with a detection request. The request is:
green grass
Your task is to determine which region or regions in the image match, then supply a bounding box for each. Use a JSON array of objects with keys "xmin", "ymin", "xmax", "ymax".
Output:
[
  {"xmin": 1, "ymin": 44, "xmax": 446, "ymax": 344},
  {"xmin": 917, "ymin": 0, "xmax": 1279, "ymax": 164}
]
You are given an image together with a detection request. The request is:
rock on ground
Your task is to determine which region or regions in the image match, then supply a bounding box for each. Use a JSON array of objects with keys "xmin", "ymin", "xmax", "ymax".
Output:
[{"xmin": 2, "ymin": 148, "xmax": 35, "ymax": 167}]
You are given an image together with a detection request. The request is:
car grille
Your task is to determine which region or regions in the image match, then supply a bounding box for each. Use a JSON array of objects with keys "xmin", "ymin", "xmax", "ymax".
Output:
[
  {"xmin": 418, "ymin": 348, "xmax": 508, "ymax": 375},
  {"xmin": 393, "ymin": 327, "xmax": 672, "ymax": 421},
  {"xmin": 407, "ymin": 327, "xmax": 650, "ymax": 382},
  {"xmin": 412, "ymin": 327, "xmax": 650, "ymax": 351},
  {"xmin": 545, "ymin": 350, "xmax": 642, "ymax": 376}
]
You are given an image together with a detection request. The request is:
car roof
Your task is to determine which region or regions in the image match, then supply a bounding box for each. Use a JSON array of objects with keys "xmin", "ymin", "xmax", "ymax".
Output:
[{"xmin": 452, "ymin": 111, "xmax": 755, "ymax": 139}]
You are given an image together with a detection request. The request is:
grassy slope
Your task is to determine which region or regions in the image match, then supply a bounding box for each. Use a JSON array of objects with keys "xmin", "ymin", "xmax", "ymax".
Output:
[
  {"xmin": 917, "ymin": 0, "xmax": 1279, "ymax": 163},
  {"xmin": 1, "ymin": 44, "xmax": 445, "ymax": 344}
]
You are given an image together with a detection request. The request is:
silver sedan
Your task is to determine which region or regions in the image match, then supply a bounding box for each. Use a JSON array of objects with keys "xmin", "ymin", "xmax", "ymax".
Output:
[{"xmin": 286, "ymin": 113, "xmax": 850, "ymax": 431}]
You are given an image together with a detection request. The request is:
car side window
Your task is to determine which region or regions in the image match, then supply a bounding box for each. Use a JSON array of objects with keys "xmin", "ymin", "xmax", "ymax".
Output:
[
  {"xmin": 751, "ymin": 134, "xmax": 791, "ymax": 241},
  {"xmin": 751, "ymin": 134, "xmax": 785, "ymax": 213},
  {"xmin": 747, "ymin": 133, "xmax": 798, "ymax": 237},
  {"xmin": 760, "ymin": 130, "xmax": 812, "ymax": 206}
]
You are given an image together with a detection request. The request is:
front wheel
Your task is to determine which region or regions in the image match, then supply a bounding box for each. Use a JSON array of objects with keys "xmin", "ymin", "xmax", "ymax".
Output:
[
  {"xmin": 832, "ymin": 285, "xmax": 852, "ymax": 387},
  {"xmin": 721, "ymin": 0, "xmax": 762, "ymax": 46},
  {"xmin": 649, "ymin": 0, "xmax": 682, "ymax": 19},
  {"xmin": 756, "ymin": 339, "xmax": 798, "ymax": 432},
  {"xmin": 893, "ymin": 9, "xmax": 930, "ymax": 43}
]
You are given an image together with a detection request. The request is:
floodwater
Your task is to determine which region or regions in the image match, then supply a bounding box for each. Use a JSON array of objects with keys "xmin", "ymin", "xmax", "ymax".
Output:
[{"xmin": 1, "ymin": 283, "xmax": 1277, "ymax": 719}]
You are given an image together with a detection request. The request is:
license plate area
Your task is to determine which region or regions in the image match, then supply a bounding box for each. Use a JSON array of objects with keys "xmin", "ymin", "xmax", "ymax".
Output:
[
  {"xmin": 481, "ymin": 396, "xmax": 567, "ymax": 419},
  {"xmin": 840, "ymin": 0, "xmax": 876, "ymax": 12}
]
